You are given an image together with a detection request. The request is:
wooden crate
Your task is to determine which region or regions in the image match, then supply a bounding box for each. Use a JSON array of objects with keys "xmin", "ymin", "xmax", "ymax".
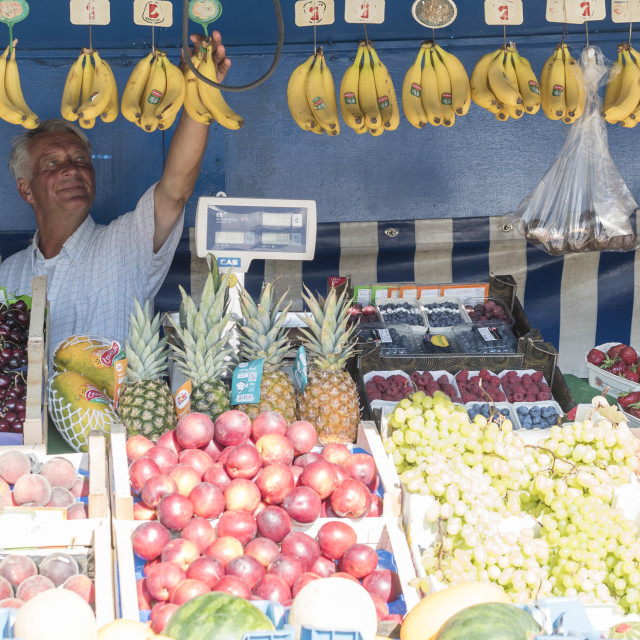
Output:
[
  {"xmin": 114, "ymin": 515, "xmax": 420, "ymax": 623},
  {"xmin": 0, "ymin": 275, "xmax": 48, "ymax": 450},
  {"xmin": 0, "ymin": 430, "xmax": 109, "ymax": 519},
  {"xmin": 0, "ymin": 517, "xmax": 115, "ymax": 628}
]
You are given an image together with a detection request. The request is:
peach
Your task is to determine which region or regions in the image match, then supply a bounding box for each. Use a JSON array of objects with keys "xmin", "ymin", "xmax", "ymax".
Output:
[
  {"xmin": 62, "ymin": 574, "xmax": 95, "ymax": 605},
  {"xmin": 39, "ymin": 457, "xmax": 76, "ymax": 490},
  {"xmin": 46, "ymin": 486, "xmax": 76, "ymax": 508},
  {"xmin": 0, "ymin": 490, "xmax": 17, "ymax": 507},
  {"xmin": 0, "ymin": 450, "xmax": 31, "ymax": 484},
  {"xmin": 70, "ymin": 476, "xmax": 90, "ymax": 498},
  {"xmin": 38, "ymin": 552, "xmax": 79, "ymax": 586},
  {"xmin": 0, "ymin": 554, "xmax": 37, "ymax": 588},
  {"xmin": 16, "ymin": 574, "xmax": 55, "ymax": 601},
  {"xmin": 12, "ymin": 473, "xmax": 51, "ymax": 506},
  {"xmin": 66, "ymin": 502, "xmax": 88, "ymax": 519},
  {"xmin": 0, "ymin": 597, "xmax": 23, "ymax": 608},
  {"xmin": 0, "ymin": 575, "xmax": 13, "ymax": 600}
]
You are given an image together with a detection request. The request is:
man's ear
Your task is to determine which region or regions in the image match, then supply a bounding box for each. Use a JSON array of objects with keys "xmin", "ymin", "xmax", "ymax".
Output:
[{"xmin": 17, "ymin": 178, "xmax": 33, "ymax": 204}]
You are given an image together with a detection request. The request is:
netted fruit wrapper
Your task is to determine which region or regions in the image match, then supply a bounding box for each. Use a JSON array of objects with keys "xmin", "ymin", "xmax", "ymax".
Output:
[{"xmin": 508, "ymin": 46, "xmax": 638, "ymax": 255}]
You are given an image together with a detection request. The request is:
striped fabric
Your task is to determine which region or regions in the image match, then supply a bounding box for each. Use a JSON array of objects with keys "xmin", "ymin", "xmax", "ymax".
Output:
[{"xmin": 3, "ymin": 215, "xmax": 637, "ymax": 380}]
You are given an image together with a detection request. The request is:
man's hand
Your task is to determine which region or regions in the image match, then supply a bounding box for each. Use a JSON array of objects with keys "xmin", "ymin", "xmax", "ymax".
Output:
[{"xmin": 184, "ymin": 31, "xmax": 231, "ymax": 83}]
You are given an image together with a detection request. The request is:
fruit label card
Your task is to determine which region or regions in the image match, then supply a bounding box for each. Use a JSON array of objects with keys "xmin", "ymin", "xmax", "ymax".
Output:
[
  {"xmin": 611, "ymin": 0, "xmax": 640, "ymax": 22},
  {"xmin": 353, "ymin": 286, "xmax": 373, "ymax": 303},
  {"xmin": 546, "ymin": 0, "xmax": 606, "ymax": 22},
  {"xmin": 70, "ymin": 0, "xmax": 110, "ymax": 25},
  {"xmin": 441, "ymin": 283, "xmax": 489, "ymax": 300},
  {"xmin": 293, "ymin": 346, "xmax": 308, "ymax": 393},
  {"xmin": 295, "ymin": 0, "xmax": 335, "ymax": 27},
  {"xmin": 0, "ymin": 507, "xmax": 67, "ymax": 525},
  {"xmin": 133, "ymin": 0, "xmax": 173, "ymax": 27},
  {"xmin": 411, "ymin": 0, "xmax": 457, "ymax": 28},
  {"xmin": 484, "ymin": 0, "xmax": 524, "ymax": 25},
  {"xmin": 345, "ymin": 0, "xmax": 385, "ymax": 24},
  {"xmin": 0, "ymin": 0, "xmax": 29, "ymax": 24},
  {"xmin": 417, "ymin": 285, "xmax": 441, "ymax": 298},
  {"xmin": 400, "ymin": 286, "xmax": 418, "ymax": 299},
  {"xmin": 231, "ymin": 358, "xmax": 264, "ymax": 405}
]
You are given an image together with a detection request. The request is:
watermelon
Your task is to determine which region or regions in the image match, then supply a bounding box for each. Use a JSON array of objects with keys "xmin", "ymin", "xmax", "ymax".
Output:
[
  {"xmin": 434, "ymin": 602, "xmax": 541, "ymax": 640},
  {"xmin": 163, "ymin": 592, "xmax": 275, "ymax": 640},
  {"xmin": 609, "ymin": 622, "xmax": 640, "ymax": 639}
]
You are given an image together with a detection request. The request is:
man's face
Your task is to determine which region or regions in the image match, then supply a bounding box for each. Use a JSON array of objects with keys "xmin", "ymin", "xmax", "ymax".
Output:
[{"xmin": 17, "ymin": 132, "xmax": 96, "ymax": 227}]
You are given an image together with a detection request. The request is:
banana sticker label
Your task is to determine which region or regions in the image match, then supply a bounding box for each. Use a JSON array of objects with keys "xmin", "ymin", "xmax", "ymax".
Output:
[
  {"xmin": 377, "ymin": 95, "xmax": 390, "ymax": 109},
  {"xmin": 552, "ymin": 84, "xmax": 564, "ymax": 96},
  {"xmin": 411, "ymin": 82, "xmax": 422, "ymax": 97},
  {"xmin": 148, "ymin": 89, "xmax": 163, "ymax": 105},
  {"xmin": 528, "ymin": 80, "xmax": 540, "ymax": 94},
  {"xmin": 441, "ymin": 92, "xmax": 452, "ymax": 105},
  {"xmin": 312, "ymin": 96, "xmax": 326, "ymax": 110},
  {"xmin": 344, "ymin": 91, "xmax": 357, "ymax": 105}
]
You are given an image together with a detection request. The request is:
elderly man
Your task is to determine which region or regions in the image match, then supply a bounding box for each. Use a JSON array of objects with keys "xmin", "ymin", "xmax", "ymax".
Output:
[{"xmin": 0, "ymin": 33, "xmax": 229, "ymax": 351}]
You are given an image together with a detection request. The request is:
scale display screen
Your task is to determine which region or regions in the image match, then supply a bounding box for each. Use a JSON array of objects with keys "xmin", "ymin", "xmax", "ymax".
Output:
[{"xmin": 195, "ymin": 197, "xmax": 317, "ymax": 271}]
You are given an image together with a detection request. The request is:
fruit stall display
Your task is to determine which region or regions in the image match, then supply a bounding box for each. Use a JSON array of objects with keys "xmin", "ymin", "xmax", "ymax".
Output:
[{"xmin": 0, "ymin": 275, "xmax": 47, "ymax": 449}]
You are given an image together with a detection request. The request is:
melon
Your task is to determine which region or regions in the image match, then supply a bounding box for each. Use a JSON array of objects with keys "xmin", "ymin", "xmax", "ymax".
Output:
[
  {"xmin": 288, "ymin": 577, "xmax": 377, "ymax": 640},
  {"xmin": 13, "ymin": 588, "xmax": 97, "ymax": 640},
  {"xmin": 434, "ymin": 602, "xmax": 541, "ymax": 640},
  {"xmin": 400, "ymin": 581, "xmax": 511, "ymax": 640},
  {"xmin": 163, "ymin": 592, "xmax": 275, "ymax": 640},
  {"xmin": 98, "ymin": 619, "xmax": 156, "ymax": 639}
]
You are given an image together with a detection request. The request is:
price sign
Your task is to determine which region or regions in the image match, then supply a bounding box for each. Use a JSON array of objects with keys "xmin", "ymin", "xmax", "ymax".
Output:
[
  {"xmin": 611, "ymin": 0, "xmax": 640, "ymax": 22},
  {"xmin": 70, "ymin": 0, "xmax": 110, "ymax": 25},
  {"xmin": 345, "ymin": 0, "xmax": 385, "ymax": 24},
  {"xmin": 295, "ymin": 0, "xmax": 335, "ymax": 26},
  {"xmin": 0, "ymin": 0, "xmax": 28, "ymax": 25},
  {"xmin": 411, "ymin": 0, "xmax": 456, "ymax": 28},
  {"xmin": 484, "ymin": 0, "xmax": 523, "ymax": 25},
  {"xmin": 133, "ymin": 0, "xmax": 173, "ymax": 26},
  {"xmin": 546, "ymin": 0, "xmax": 606, "ymax": 22},
  {"xmin": 188, "ymin": 0, "xmax": 222, "ymax": 27}
]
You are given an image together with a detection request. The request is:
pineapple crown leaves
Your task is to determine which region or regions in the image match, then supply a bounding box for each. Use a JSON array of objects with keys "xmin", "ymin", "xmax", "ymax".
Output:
[
  {"xmin": 125, "ymin": 298, "xmax": 170, "ymax": 382},
  {"xmin": 298, "ymin": 285, "xmax": 358, "ymax": 370}
]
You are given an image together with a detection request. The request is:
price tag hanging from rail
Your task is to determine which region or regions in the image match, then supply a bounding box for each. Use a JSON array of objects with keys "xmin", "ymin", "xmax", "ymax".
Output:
[
  {"xmin": 295, "ymin": 0, "xmax": 335, "ymax": 27},
  {"xmin": 0, "ymin": 0, "xmax": 28, "ymax": 48},
  {"xmin": 70, "ymin": 0, "xmax": 110, "ymax": 25},
  {"xmin": 484, "ymin": 0, "xmax": 523, "ymax": 26},
  {"xmin": 546, "ymin": 0, "xmax": 606, "ymax": 23},
  {"xmin": 133, "ymin": 0, "xmax": 173, "ymax": 27},
  {"xmin": 611, "ymin": 0, "xmax": 640, "ymax": 22},
  {"xmin": 188, "ymin": 0, "xmax": 222, "ymax": 36},
  {"xmin": 411, "ymin": 0, "xmax": 456, "ymax": 28},
  {"xmin": 345, "ymin": 0, "xmax": 385, "ymax": 24}
]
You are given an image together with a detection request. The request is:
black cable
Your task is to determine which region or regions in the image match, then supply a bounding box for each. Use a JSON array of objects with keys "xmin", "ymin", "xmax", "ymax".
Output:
[{"xmin": 182, "ymin": 0, "xmax": 284, "ymax": 92}]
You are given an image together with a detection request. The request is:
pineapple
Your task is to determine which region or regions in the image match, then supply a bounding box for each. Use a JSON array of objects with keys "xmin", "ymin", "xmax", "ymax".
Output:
[
  {"xmin": 118, "ymin": 299, "xmax": 176, "ymax": 439},
  {"xmin": 298, "ymin": 286, "xmax": 361, "ymax": 444},
  {"xmin": 237, "ymin": 281, "xmax": 297, "ymax": 423},
  {"xmin": 168, "ymin": 257, "xmax": 236, "ymax": 420}
]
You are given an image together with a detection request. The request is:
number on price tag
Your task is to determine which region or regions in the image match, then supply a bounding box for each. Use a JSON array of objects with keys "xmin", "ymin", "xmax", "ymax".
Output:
[
  {"xmin": 133, "ymin": 0, "xmax": 172, "ymax": 26},
  {"xmin": 295, "ymin": 0, "xmax": 335, "ymax": 26},
  {"xmin": 484, "ymin": 0, "xmax": 523, "ymax": 25},
  {"xmin": 611, "ymin": 0, "xmax": 640, "ymax": 22},
  {"xmin": 70, "ymin": 0, "xmax": 110, "ymax": 25},
  {"xmin": 345, "ymin": 0, "xmax": 385, "ymax": 24}
]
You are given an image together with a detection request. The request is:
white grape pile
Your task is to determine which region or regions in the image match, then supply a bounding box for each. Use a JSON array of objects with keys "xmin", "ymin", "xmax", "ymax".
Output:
[{"xmin": 383, "ymin": 390, "xmax": 640, "ymax": 611}]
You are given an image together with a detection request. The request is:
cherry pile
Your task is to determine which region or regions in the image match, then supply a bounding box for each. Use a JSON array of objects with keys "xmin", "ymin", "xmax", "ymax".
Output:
[{"xmin": 0, "ymin": 300, "xmax": 30, "ymax": 434}]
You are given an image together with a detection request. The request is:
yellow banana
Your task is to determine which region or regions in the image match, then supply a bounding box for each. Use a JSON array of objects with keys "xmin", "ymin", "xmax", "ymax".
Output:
[
  {"xmin": 495, "ymin": 109, "xmax": 509, "ymax": 122},
  {"xmin": 80, "ymin": 52, "xmax": 94, "ymax": 106},
  {"xmin": 155, "ymin": 54, "xmax": 185, "ymax": 124},
  {"xmin": 603, "ymin": 47, "xmax": 640, "ymax": 124},
  {"xmin": 99, "ymin": 57, "xmax": 119, "ymax": 123},
  {"xmin": 60, "ymin": 52, "xmax": 85, "ymax": 121},
  {"xmin": 138, "ymin": 53, "xmax": 165, "ymax": 132},
  {"xmin": 487, "ymin": 48, "xmax": 522, "ymax": 109},
  {"xmin": 304, "ymin": 49, "xmax": 338, "ymax": 132},
  {"xmin": 357, "ymin": 45, "xmax": 380, "ymax": 130},
  {"xmin": 77, "ymin": 50, "xmax": 113, "ymax": 120},
  {"xmin": 5, "ymin": 43, "xmax": 38, "ymax": 126},
  {"xmin": 369, "ymin": 43, "xmax": 400, "ymax": 130},
  {"xmin": 620, "ymin": 115, "xmax": 638, "ymax": 128},
  {"xmin": 339, "ymin": 43, "xmax": 366, "ymax": 131},
  {"xmin": 369, "ymin": 125, "xmax": 384, "ymax": 136},
  {"xmin": 420, "ymin": 44, "xmax": 443, "ymax": 126},
  {"xmin": 288, "ymin": 53, "xmax": 317, "ymax": 132},
  {"xmin": 78, "ymin": 117, "xmax": 95, "ymax": 129},
  {"xmin": 0, "ymin": 46, "xmax": 29, "ymax": 125},
  {"xmin": 510, "ymin": 48, "xmax": 540, "ymax": 114},
  {"xmin": 430, "ymin": 46, "xmax": 455, "ymax": 126},
  {"xmin": 433, "ymin": 42, "xmax": 470, "ymax": 116},
  {"xmin": 603, "ymin": 48, "xmax": 624, "ymax": 117},
  {"xmin": 502, "ymin": 51, "xmax": 524, "ymax": 119},
  {"xmin": 197, "ymin": 43, "xmax": 244, "ymax": 130},
  {"xmin": 402, "ymin": 46, "xmax": 428, "ymax": 129},
  {"xmin": 542, "ymin": 45, "xmax": 566, "ymax": 120},
  {"xmin": 121, "ymin": 51, "xmax": 154, "ymax": 123},
  {"xmin": 183, "ymin": 51, "xmax": 214, "ymax": 126},
  {"xmin": 320, "ymin": 49, "xmax": 340, "ymax": 134},
  {"xmin": 562, "ymin": 44, "xmax": 584, "ymax": 123},
  {"xmin": 470, "ymin": 49, "xmax": 502, "ymax": 113}
]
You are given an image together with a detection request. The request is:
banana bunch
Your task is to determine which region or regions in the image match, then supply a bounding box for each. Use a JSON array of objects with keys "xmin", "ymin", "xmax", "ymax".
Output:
[
  {"xmin": 470, "ymin": 44, "xmax": 541, "ymax": 122},
  {"xmin": 539, "ymin": 43, "xmax": 585, "ymax": 124},
  {"xmin": 602, "ymin": 43, "xmax": 640, "ymax": 127},
  {"xmin": 61, "ymin": 48, "xmax": 118, "ymax": 128},
  {"xmin": 182, "ymin": 40, "xmax": 243, "ymax": 130},
  {"xmin": 338, "ymin": 41, "xmax": 399, "ymax": 135},
  {"xmin": 121, "ymin": 49, "xmax": 187, "ymax": 132},
  {"xmin": 0, "ymin": 41, "xmax": 38, "ymax": 129},
  {"xmin": 403, "ymin": 41, "xmax": 470, "ymax": 129},
  {"xmin": 287, "ymin": 46, "xmax": 340, "ymax": 135}
]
